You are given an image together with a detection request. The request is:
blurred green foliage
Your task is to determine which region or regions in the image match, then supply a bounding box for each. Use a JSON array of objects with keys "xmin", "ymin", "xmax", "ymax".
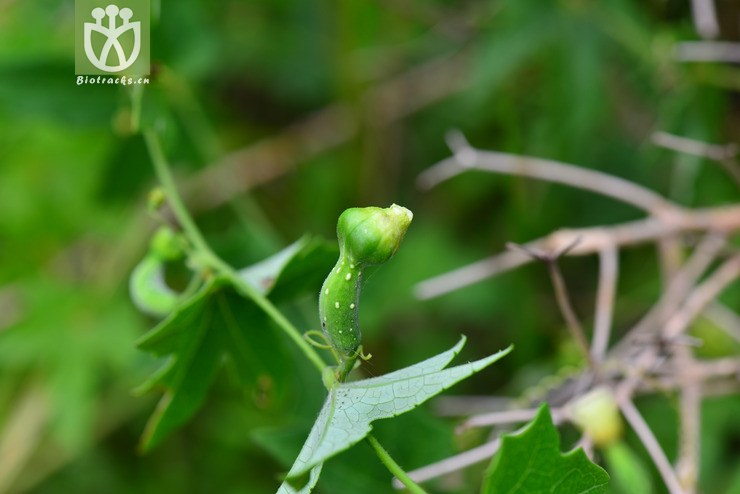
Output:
[{"xmin": 1, "ymin": 0, "xmax": 738, "ymax": 493}]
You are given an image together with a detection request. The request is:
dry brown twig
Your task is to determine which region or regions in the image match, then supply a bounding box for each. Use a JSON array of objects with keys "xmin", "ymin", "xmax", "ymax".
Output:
[
  {"xmin": 397, "ymin": 132, "xmax": 740, "ymax": 493},
  {"xmin": 689, "ymin": 0, "xmax": 720, "ymax": 40},
  {"xmin": 652, "ymin": 131, "xmax": 740, "ymax": 188},
  {"xmin": 674, "ymin": 41, "xmax": 740, "ymax": 63},
  {"xmin": 505, "ymin": 239, "xmax": 595, "ymax": 368}
]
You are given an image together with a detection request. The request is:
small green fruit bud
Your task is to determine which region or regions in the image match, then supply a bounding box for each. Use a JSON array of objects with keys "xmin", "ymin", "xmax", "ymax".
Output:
[
  {"xmin": 337, "ymin": 204, "xmax": 413, "ymax": 266},
  {"xmin": 147, "ymin": 187, "xmax": 167, "ymax": 213},
  {"xmin": 568, "ymin": 386, "xmax": 622, "ymax": 446},
  {"xmin": 149, "ymin": 226, "xmax": 183, "ymax": 261},
  {"xmin": 129, "ymin": 254, "xmax": 179, "ymax": 317}
]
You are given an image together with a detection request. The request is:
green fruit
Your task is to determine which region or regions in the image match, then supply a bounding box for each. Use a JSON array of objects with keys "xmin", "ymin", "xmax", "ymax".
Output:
[
  {"xmin": 149, "ymin": 226, "xmax": 183, "ymax": 261},
  {"xmin": 568, "ymin": 386, "xmax": 622, "ymax": 446},
  {"xmin": 319, "ymin": 204, "xmax": 413, "ymax": 358},
  {"xmin": 129, "ymin": 254, "xmax": 179, "ymax": 317}
]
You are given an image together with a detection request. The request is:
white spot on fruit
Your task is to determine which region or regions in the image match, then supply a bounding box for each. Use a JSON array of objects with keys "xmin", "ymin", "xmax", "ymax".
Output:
[
  {"xmin": 335, "ymin": 302, "xmax": 340, "ymax": 309},
  {"xmin": 350, "ymin": 303, "xmax": 355, "ymax": 309},
  {"xmin": 345, "ymin": 273, "xmax": 352, "ymax": 281}
]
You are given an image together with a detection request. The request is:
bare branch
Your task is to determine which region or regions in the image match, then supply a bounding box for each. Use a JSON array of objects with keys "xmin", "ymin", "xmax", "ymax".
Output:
[
  {"xmin": 676, "ymin": 349, "xmax": 701, "ymax": 493},
  {"xmin": 618, "ymin": 398, "xmax": 687, "ymax": 494},
  {"xmin": 415, "ymin": 248, "xmax": 529, "ymax": 299},
  {"xmin": 657, "ymin": 236, "xmax": 685, "ymax": 286},
  {"xmin": 652, "ymin": 131, "xmax": 737, "ymax": 162},
  {"xmin": 433, "ymin": 396, "xmax": 514, "ymax": 417},
  {"xmin": 419, "ymin": 135, "xmax": 680, "ymax": 216},
  {"xmin": 592, "ymin": 245, "xmax": 618, "ymax": 361},
  {"xmin": 504, "ymin": 239, "xmax": 591, "ymax": 362},
  {"xmin": 674, "ymin": 41, "xmax": 740, "ymax": 63},
  {"xmin": 392, "ymin": 439, "xmax": 501, "ymax": 489},
  {"xmin": 704, "ymin": 303, "xmax": 740, "ymax": 344},
  {"xmin": 662, "ymin": 255, "xmax": 740, "ymax": 340},
  {"xmin": 689, "ymin": 0, "xmax": 720, "ymax": 39},
  {"xmin": 545, "ymin": 256, "xmax": 594, "ymax": 367},
  {"xmin": 461, "ymin": 407, "xmax": 564, "ymax": 430},
  {"xmin": 611, "ymin": 234, "xmax": 727, "ymax": 357},
  {"xmin": 415, "ymin": 210, "xmax": 740, "ymax": 300},
  {"xmin": 652, "ymin": 131, "xmax": 740, "ymax": 188},
  {"xmin": 610, "ymin": 256, "xmax": 740, "ymax": 493},
  {"xmin": 636, "ymin": 358, "xmax": 740, "ymax": 393},
  {"xmin": 412, "ymin": 138, "xmax": 740, "ymax": 494}
]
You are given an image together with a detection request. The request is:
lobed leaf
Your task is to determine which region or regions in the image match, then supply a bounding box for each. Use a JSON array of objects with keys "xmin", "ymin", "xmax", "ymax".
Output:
[
  {"xmin": 482, "ymin": 404, "xmax": 609, "ymax": 494},
  {"xmin": 135, "ymin": 236, "xmax": 336, "ymax": 450},
  {"xmin": 135, "ymin": 277, "xmax": 287, "ymax": 450},
  {"xmin": 277, "ymin": 337, "xmax": 512, "ymax": 493}
]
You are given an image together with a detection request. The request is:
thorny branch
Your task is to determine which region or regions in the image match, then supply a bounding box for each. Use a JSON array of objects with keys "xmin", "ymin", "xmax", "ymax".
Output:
[{"xmin": 398, "ymin": 133, "xmax": 740, "ymax": 493}]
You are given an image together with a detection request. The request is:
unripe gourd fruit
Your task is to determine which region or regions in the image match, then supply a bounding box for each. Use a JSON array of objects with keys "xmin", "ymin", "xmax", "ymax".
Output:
[
  {"xmin": 568, "ymin": 386, "xmax": 623, "ymax": 447},
  {"xmin": 319, "ymin": 204, "xmax": 413, "ymax": 359},
  {"xmin": 129, "ymin": 227, "xmax": 184, "ymax": 317}
]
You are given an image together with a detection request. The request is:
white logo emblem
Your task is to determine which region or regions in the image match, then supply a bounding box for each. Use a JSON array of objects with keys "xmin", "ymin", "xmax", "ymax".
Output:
[{"xmin": 84, "ymin": 4, "xmax": 141, "ymax": 72}]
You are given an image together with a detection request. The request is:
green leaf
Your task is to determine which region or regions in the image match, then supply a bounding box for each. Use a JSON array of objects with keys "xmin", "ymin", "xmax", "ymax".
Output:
[
  {"xmin": 277, "ymin": 337, "xmax": 512, "ymax": 493},
  {"xmin": 482, "ymin": 404, "xmax": 609, "ymax": 494},
  {"xmin": 0, "ymin": 278, "xmax": 141, "ymax": 450},
  {"xmin": 238, "ymin": 235, "xmax": 337, "ymax": 302},
  {"xmin": 135, "ymin": 276, "xmax": 287, "ymax": 451},
  {"xmin": 279, "ymin": 465, "xmax": 323, "ymax": 494},
  {"xmin": 135, "ymin": 236, "xmax": 335, "ymax": 449}
]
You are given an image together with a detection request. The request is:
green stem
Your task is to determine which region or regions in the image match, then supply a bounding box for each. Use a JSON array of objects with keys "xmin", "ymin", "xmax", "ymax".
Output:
[
  {"xmin": 224, "ymin": 266, "xmax": 328, "ymax": 374},
  {"xmin": 128, "ymin": 84, "xmax": 144, "ymax": 133},
  {"xmin": 366, "ymin": 434, "xmax": 428, "ymax": 494},
  {"xmin": 144, "ymin": 131, "xmax": 213, "ymax": 255},
  {"xmin": 144, "ymin": 130, "xmax": 327, "ymax": 375},
  {"xmin": 337, "ymin": 355, "xmax": 357, "ymax": 383}
]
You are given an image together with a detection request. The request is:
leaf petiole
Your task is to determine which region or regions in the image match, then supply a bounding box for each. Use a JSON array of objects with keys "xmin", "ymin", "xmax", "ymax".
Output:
[
  {"xmin": 144, "ymin": 129, "xmax": 328, "ymax": 375},
  {"xmin": 366, "ymin": 434, "xmax": 428, "ymax": 494}
]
